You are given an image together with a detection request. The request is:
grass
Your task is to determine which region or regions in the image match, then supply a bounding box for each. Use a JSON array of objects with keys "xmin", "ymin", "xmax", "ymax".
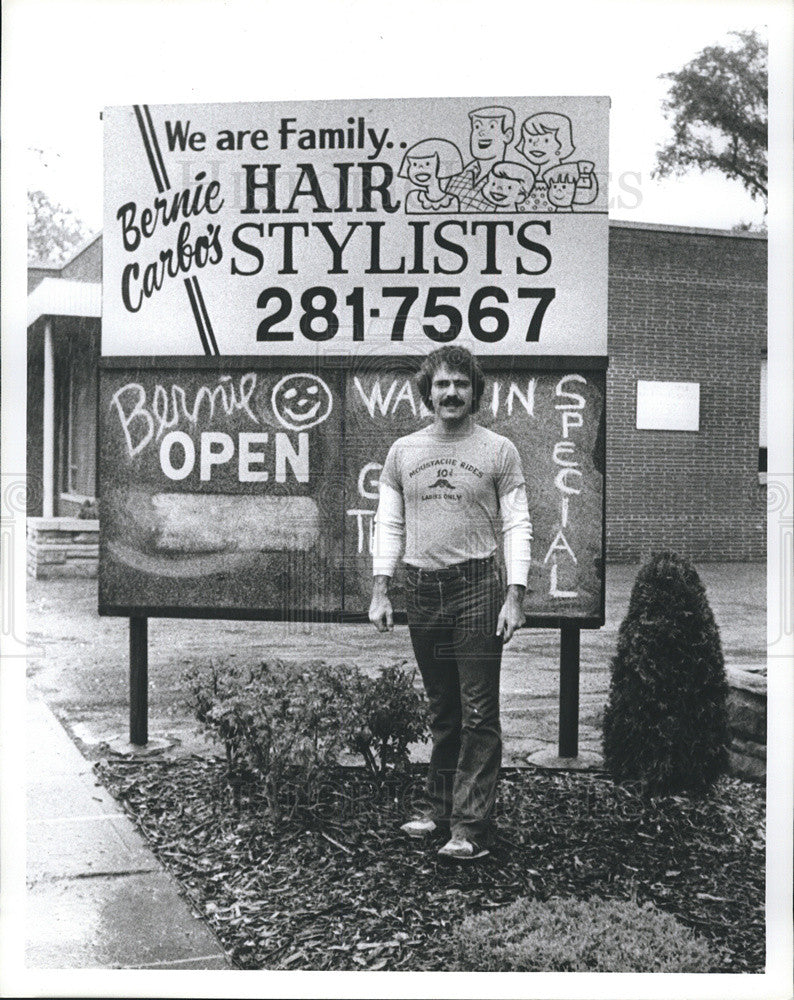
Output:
[{"xmin": 95, "ymin": 756, "xmax": 764, "ymax": 972}]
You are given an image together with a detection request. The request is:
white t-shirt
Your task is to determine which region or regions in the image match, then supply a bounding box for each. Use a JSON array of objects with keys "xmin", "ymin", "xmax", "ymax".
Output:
[{"xmin": 374, "ymin": 423, "xmax": 532, "ymax": 583}]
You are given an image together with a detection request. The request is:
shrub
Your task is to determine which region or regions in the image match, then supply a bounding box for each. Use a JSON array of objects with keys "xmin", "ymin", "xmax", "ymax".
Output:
[
  {"xmin": 185, "ymin": 658, "xmax": 352, "ymax": 822},
  {"xmin": 78, "ymin": 498, "xmax": 98, "ymax": 519},
  {"xmin": 450, "ymin": 896, "xmax": 717, "ymax": 972},
  {"xmin": 602, "ymin": 551, "xmax": 729, "ymax": 794},
  {"xmin": 344, "ymin": 662, "xmax": 429, "ymax": 778},
  {"xmin": 185, "ymin": 658, "xmax": 429, "ymax": 818}
]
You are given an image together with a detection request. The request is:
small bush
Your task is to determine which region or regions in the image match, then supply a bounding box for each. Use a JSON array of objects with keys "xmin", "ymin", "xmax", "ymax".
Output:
[
  {"xmin": 185, "ymin": 658, "xmax": 352, "ymax": 821},
  {"xmin": 78, "ymin": 498, "xmax": 98, "ymax": 519},
  {"xmin": 602, "ymin": 551, "xmax": 729, "ymax": 794},
  {"xmin": 345, "ymin": 662, "xmax": 429, "ymax": 778},
  {"xmin": 451, "ymin": 896, "xmax": 717, "ymax": 972},
  {"xmin": 184, "ymin": 658, "xmax": 429, "ymax": 818}
]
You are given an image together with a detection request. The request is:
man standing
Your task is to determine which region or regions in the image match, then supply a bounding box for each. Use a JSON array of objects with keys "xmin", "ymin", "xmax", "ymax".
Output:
[
  {"xmin": 369, "ymin": 346, "xmax": 532, "ymax": 860},
  {"xmin": 444, "ymin": 106, "xmax": 515, "ymax": 212}
]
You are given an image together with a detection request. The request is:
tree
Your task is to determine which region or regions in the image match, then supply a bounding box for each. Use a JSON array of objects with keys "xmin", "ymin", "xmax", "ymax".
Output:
[
  {"xmin": 27, "ymin": 189, "xmax": 95, "ymax": 265},
  {"xmin": 654, "ymin": 30, "xmax": 767, "ymax": 209}
]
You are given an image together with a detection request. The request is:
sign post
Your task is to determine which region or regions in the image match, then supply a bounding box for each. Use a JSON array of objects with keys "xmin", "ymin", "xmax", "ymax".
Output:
[
  {"xmin": 101, "ymin": 96, "xmax": 609, "ymax": 751},
  {"xmin": 559, "ymin": 624, "xmax": 581, "ymax": 759},
  {"xmin": 129, "ymin": 616, "xmax": 148, "ymax": 746}
]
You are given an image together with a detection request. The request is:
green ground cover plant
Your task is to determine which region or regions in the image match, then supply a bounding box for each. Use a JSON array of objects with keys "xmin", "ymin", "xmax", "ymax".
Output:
[
  {"xmin": 451, "ymin": 896, "xmax": 716, "ymax": 972},
  {"xmin": 184, "ymin": 658, "xmax": 429, "ymax": 820}
]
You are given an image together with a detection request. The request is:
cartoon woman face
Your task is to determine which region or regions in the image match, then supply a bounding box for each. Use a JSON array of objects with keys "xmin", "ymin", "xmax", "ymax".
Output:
[
  {"xmin": 406, "ymin": 154, "xmax": 439, "ymax": 189},
  {"xmin": 271, "ymin": 373, "xmax": 333, "ymax": 431},
  {"xmin": 520, "ymin": 130, "xmax": 563, "ymax": 170}
]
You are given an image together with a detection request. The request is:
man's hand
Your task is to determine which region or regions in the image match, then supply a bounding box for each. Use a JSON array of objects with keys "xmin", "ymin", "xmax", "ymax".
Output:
[
  {"xmin": 369, "ymin": 576, "xmax": 394, "ymax": 633},
  {"xmin": 496, "ymin": 585, "xmax": 526, "ymax": 643}
]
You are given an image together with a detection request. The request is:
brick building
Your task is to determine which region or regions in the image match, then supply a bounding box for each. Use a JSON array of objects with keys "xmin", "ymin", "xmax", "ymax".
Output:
[
  {"xmin": 26, "ymin": 221, "xmax": 767, "ymax": 568},
  {"xmin": 607, "ymin": 222, "xmax": 766, "ymax": 561}
]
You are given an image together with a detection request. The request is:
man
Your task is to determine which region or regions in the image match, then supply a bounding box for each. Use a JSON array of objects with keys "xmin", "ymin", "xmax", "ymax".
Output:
[
  {"xmin": 444, "ymin": 106, "xmax": 515, "ymax": 212},
  {"xmin": 369, "ymin": 346, "xmax": 532, "ymax": 860}
]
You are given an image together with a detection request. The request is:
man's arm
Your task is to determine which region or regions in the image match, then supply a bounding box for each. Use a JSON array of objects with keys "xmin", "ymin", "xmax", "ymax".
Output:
[
  {"xmin": 497, "ymin": 484, "xmax": 532, "ymax": 642},
  {"xmin": 369, "ymin": 482, "xmax": 404, "ymax": 633}
]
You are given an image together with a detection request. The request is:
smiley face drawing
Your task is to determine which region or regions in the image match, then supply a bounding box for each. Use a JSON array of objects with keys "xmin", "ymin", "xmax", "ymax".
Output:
[{"xmin": 271, "ymin": 373, "xmax": 333, "ymax": 431}]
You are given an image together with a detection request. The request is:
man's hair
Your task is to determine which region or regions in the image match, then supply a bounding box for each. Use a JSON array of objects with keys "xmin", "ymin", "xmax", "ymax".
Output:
[
  {"xmin": 468, "ymin": 105, "xmax": 515, "ymax": 134},
  {"xmin": 416, "ymin": 345, "xmax": 486, "ymax": 413},
  {"xmin": 489, "ymin": 160, "xmax": 535, "ymax": 197}
]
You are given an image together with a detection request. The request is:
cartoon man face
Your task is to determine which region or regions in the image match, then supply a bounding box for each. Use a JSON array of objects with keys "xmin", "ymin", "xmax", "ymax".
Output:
[
  {"xmin": 520, "ymin": 130, "xmax": 563, "ymax": 170},
  {"xmin": 271, "ymin": 373, "xmax": 333, "ymax": 431},
  {"xmin": 470, "ymin": 115, "xmax": 513, "ymax": 163},
  {"xmin": 406, "ymin": 154, "xmax": 439, "ymax": 188},
  {"xmin": 482, "ymin": 172, "xmax": 525, "ymax": 209}
]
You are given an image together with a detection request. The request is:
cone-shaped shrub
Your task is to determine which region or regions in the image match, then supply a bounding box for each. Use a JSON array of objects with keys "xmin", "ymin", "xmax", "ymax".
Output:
[{"xmin": 602, "ymin": 551, "xmax": 729, "ymax": 794}]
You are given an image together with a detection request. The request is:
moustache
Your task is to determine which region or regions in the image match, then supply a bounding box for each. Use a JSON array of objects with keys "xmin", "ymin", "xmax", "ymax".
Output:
[{"xmin": 441, "ymin": 398, "xmax": 464, "ymax": 406}]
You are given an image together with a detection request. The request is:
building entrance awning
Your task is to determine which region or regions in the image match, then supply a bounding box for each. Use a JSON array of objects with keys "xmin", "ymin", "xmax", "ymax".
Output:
[{"xmin": 28, "ymin": 278, "xmax": 101, "ymax": 326}]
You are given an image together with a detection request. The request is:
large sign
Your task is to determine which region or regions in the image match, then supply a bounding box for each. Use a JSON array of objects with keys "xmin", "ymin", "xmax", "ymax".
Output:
[
  {"xmin": 103, "ymin": 97, "xmax": 609, "ymax": 357},
  {"xmin": 99, "ymin": 358, "xmax": 605, "ymax": 625}
]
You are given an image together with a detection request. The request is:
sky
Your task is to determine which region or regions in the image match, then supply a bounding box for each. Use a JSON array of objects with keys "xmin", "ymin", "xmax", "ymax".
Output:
[{"xmin": 11, "ymin": 0, "xmax": 779, "ymax": 234}]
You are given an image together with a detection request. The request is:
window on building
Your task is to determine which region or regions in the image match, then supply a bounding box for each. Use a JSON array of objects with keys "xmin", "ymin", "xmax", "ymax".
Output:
[{"xmin": 759, "ymin": 357, "xmax": 767, "ymax": 481}]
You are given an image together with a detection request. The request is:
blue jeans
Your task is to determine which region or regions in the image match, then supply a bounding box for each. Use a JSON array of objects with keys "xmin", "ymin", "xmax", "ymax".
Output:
[{"xmin": 405, "ymin": 556, "xmax": 504, "ymax": 845}]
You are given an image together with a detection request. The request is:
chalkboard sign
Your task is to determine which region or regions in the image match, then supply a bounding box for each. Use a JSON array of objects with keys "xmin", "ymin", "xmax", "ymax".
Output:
[{"xmin": 99, "ymin": 356, "xmax": 604, "ymax": 626}]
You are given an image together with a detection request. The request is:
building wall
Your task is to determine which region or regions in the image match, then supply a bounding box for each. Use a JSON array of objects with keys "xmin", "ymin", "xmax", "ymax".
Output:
[
  {"xmin": 606, "ymin": 223, "xmax": 767, "ymax": 561},
  {"xmin": 60, "ymin": 235, "xmax": 102, "ymax": 283}
]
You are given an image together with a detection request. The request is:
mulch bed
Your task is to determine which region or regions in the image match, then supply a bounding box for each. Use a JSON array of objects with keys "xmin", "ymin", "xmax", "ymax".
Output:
[{"xmin": 95, "ymin": 756, "xmax": 765, "ymax": 972}]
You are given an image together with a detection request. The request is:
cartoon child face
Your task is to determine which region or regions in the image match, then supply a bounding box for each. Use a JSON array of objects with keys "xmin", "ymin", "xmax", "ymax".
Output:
[
  {"xmin": 470, "ymin": 116, "xmax": 512, "ymax": 161},
  {"xmin": 271, "ymin": 373, "xmax": 333, "ymax": 431},
  {"xmin": 520, "ymin": 130, "xmax": 562, "ymax": 170},
  {"xmin": 483, "ymin": 173, "xmax": 525, "ymax": 208},
  {"xmin": 406, "ymin": 154, "xmax": 439, "ymax": 188},
  {"xmin": 547, "ymin": 177, "xmax": 576, "ymax": 208}
]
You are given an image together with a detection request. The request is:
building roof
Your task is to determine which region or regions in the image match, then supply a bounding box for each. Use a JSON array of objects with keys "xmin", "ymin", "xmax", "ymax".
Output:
[
  {"xmin": 608, "ymin": 219, "xmax": 767, "ymax": 240},
  {"xmin": 27, "ymin": 230, "xmax": 103, "ymax": 272}
]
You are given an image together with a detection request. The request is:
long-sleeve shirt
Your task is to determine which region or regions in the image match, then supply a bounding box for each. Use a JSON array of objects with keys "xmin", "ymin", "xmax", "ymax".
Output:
[{"xmin": 372, "ymin": 423, "xmax": 532, "ymax": 586}]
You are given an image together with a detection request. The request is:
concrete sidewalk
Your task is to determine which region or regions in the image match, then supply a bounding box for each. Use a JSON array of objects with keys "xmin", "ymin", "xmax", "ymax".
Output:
[{"xmin": 26, "ymin": 697, "xmax": 232, "ymax": 970}]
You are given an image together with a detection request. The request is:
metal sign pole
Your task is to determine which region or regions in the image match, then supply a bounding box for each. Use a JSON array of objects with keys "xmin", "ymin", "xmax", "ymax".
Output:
[
  {"xmin": 129, "ymin": 617, "xmax": 148, "ymax": 746},
  {"xmin": 558, "ymin": 624, "xmax": 580, "ymax": 759}
]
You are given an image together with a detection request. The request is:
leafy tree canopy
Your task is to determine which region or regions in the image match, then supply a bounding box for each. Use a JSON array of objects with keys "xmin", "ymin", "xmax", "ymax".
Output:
[
  {"xmin": 28, "ymin": 189, "xmax": 95, "ymax": 265},
  {"xmin": 654, "ymin": 30, "xmax": 767, "ymax": 208}
]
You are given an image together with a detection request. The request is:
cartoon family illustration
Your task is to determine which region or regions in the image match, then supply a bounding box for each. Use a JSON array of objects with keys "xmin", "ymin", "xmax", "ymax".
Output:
[{"xmin": 399, "ymin": 106, "xmax": 599, "ymax": 214}]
